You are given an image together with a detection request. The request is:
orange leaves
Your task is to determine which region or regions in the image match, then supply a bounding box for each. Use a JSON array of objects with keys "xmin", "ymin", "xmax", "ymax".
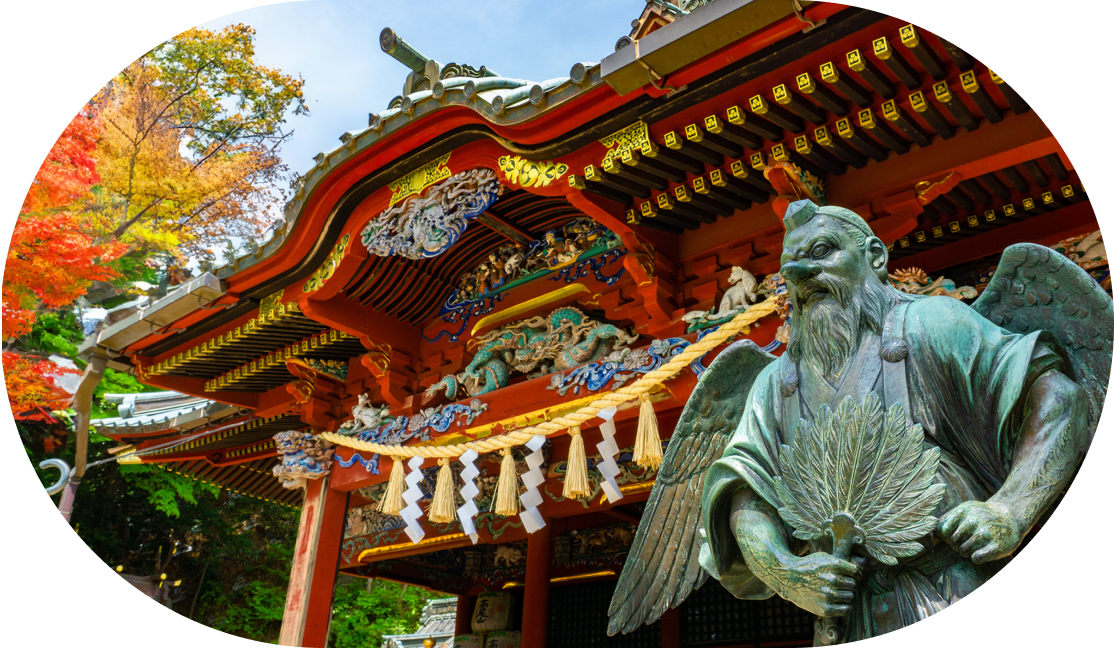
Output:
[
  {"xmin": 21, "ymin": 109, "xmax": 101, "ymax": 214},
  {"xmin": 3, "ymin": 351, "xmax": 81, "ymax": 416},
  {"xmin": 4, "ymin": 211, "xmax": 125, "ymax": 337}
]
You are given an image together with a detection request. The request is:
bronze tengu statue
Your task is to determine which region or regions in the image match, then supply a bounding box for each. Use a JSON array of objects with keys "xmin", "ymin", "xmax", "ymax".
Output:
[{"xmin": 608, "ymin": 199, "xmax": 1111, "ymax": 644}]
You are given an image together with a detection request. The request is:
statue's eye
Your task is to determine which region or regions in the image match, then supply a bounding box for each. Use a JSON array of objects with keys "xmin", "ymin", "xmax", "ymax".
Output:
[{"xmin": 810, "ymin": 243, "xmax": 831, "ymax": 259}]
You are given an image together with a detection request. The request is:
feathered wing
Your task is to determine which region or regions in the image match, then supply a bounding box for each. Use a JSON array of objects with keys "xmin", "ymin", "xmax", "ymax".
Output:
[
  {"xmin": 972, "ymin": 243, "xmax": 1114, "ymax": 442},
  {"xmin": 606, "ymin": 339, "xmax": 776, "ymax": 635}
]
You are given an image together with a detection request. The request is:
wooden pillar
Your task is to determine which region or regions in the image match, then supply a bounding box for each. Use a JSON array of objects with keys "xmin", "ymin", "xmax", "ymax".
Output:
[
  {"xmin": 521, "ymin": 523, "xmax": 552, "ymax": 648},
  {"xmin": 279, "ymin": 475, "xmax": 349, "ymax": 647},
  {"xmin": 455, "ymin": 593, "xmax": 474, "ymax": 636},
  {"xmin": 661, "ymin": 607, "xmax": 682, "ymax": 648}
]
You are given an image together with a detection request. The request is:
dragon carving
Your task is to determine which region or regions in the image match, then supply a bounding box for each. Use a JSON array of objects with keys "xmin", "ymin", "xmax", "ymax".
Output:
[
  {"xmin": 427, "ymin": 306, "xmax": 638, "ymax": 399},
  {"xmin": 272, "ymin": 431, "xmax": 335, "ymax": 490}
]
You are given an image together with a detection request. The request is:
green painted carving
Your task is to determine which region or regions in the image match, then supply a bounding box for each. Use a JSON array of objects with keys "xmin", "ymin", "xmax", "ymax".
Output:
[{"xmin": 608, "ymin": 199, "xmax": 1110, "ymax": 643}]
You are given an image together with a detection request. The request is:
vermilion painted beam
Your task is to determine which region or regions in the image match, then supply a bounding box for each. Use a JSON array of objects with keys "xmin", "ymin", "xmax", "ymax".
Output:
[
  {"xmin": 889, "ymin": 201, "xmax": 1098, "ymax": 273},
  {"xmin": 298, "ymin": 294, "xmax": 421, "ymax": 357},
  {"xmin": 279, "ymin": 476, "xmax": 348, "ymax": 647},
  {"xmin": 522, "ymin": 521, "xmax": 553, "ymax": 648}
]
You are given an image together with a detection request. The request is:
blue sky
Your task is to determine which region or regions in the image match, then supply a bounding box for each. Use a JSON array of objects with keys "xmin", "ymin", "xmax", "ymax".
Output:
[{"xmin": 202, "ymin": 0, "xmax": 641, "ymax": 175}]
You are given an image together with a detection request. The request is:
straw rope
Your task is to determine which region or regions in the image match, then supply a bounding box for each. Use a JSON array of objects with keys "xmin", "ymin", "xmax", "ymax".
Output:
[{"xmin": 320, "ymin": 296, "xmax": 779, "ymax": 459}]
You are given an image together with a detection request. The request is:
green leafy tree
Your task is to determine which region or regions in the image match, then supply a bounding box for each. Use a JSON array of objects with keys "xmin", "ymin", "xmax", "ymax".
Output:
[{"xmin": 329, "ymin": 576, "xmax": 434, "ymax": 648}]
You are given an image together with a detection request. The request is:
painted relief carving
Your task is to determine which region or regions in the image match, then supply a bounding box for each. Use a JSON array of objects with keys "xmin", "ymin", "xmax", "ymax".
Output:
[
  {"xmin": 272, "ymin": 431, "xmax": 335, "ymax": 490},
  {"xmin": 547, "ymin": 337, "xmax": 691, "ymax": 396},
  {"xmin": 682, "ymin": 266, "xmax": 760, "ymax": 331},
  {"xmin": 888, "ymin": 267, "xmax": 977, "ymax": 299},
  {"xmin": 362, "ymin": 167, "xmax": 504, "ymax": 260},
  {"xmin": 302, "ymin": 233, "xmax": 351, "ymax": 293},
  {"xmin": 426, "ymin": 307, "xmax": 638, "ymax": 399},
  {"xmin": 448, "ymin": 218, "xmax": 621, "ymax": 305},
  {"xmin": 338, "ymin": 393, "xmax": 488, "ymax": 444}
]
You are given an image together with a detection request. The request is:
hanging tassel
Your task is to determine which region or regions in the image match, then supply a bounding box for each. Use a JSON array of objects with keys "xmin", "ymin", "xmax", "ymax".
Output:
[
  {"xmin": 634, "ymin": 393, "xmax": 663, "ymax": 469},
  {"xmin": 428, "ymin": 457, "xmax": 457, "ymax": 524},
  {"xmin": 378, "ymin": 455, "xmax": 406, "ymax": 515},
  {"xmin": 562, "ymin": 426, "xmax": 591, "ymax": 499},
  {"xmin": 493, "ymin": 447, "xmax": 519, "ymax": 516}
]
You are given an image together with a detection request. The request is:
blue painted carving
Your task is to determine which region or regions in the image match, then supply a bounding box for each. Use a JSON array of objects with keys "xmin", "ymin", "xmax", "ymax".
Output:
[
  {"xmin": 336, "ymin": 451, "xmax": 381, "ymax": 473},
  {"xmin": 548, "ymin": 247, "xmax": 626, "ymax": 286},
  {"xmin": 546, "ymin": 337, "xmax": 689, "ymax": 396},
  {"xmin": 349, "ymin": 398, "xmax": 489, "ymax": 444}
]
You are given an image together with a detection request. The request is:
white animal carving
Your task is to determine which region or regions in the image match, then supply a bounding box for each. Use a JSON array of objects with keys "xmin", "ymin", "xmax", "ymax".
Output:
[
  {"xmin": 681, "ymin": 266, "xmax": 759, "ymax": 325},
  {"xmin": 504, "ymin": 252, "xmax": 525, "ymax": 276},
  {"xmin": 351, "ymin": 393, "xmax": 391, "ymax": 430},
  {"xmin": 1074, "ymin": 231, "xmax": 1107, "ymax": 268},
  {"xmin": 493, "ymin": 544, "xmax": 524, "ymax": 566}
]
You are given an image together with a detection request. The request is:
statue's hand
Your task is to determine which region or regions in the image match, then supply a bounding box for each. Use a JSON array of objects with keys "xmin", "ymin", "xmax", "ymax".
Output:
[
  {"xmin": 766, "ymin": 552, "xmax": 862, "ymax": 618},
  {"xmin": 938, "ymin": 500, "xmax": 1024, "ymax": 564}
]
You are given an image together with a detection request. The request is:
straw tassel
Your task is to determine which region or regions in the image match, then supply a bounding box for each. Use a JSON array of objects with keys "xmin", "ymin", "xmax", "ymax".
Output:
[
  {"xmin": 428, "ymin": 457, "xmax": 457, "ymax": 524},
  {"xmin": 562, "ymin": 426, "xmax": 591, "ymax": 499},
  {"xmin": 493, "ymin": 447, "xmax": 519, "ymax": 516},
  {"xmin": 378, "ymin": 455, "xmax": 406, "ymax": 515},
  {"xmin": 634, "ymin": 393, "xmax": 663, "ymax": 469}
]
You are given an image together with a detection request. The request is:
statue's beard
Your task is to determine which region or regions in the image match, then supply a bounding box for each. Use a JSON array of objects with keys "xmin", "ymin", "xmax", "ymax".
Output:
[{"xmin": 787, "ymin": 275, "xmax": 894, "ymax": 378}]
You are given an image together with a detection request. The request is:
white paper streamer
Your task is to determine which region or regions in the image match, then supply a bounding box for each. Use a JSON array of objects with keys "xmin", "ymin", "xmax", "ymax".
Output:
[
  {"xmin": 594, "ymin": 407, "xmax": 623, "ymax": 503},
  {"xmin": 400, "ymin": 455, "xmax": 427, "ymax": 544},
  {"xmin": 519, "ymin": 434, "xmax": 548, "ymax": 533},
  {"xmin": 456, "ymin": 448, "xmax": 480, "ymax": 544}
]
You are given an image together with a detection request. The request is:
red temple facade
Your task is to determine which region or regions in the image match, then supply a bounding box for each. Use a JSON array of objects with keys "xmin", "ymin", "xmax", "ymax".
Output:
[{"xmin": 82, "ymin": 2, "xmax": 1105, "ymax": 646}]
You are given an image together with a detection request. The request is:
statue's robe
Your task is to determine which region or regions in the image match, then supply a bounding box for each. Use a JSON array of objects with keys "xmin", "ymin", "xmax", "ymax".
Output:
[{"xmin": 700, "ymin": 294, "xmax": 1066, "ymax": 641}]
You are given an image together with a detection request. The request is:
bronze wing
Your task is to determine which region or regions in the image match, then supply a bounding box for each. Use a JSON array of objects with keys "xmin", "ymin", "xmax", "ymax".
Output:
[
  {"xmin": 607, "ymin": 339, "xmax": 776, "ymax": 635},
  {"xmin": 972, "ymin": 242, "xmax": 1113, "ymax": 442}
]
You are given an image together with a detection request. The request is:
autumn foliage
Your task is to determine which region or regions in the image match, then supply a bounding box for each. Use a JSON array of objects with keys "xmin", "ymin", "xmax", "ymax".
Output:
[{"xmin": 3, "ymin": 351, "xmax": 81, "ymax": 416}]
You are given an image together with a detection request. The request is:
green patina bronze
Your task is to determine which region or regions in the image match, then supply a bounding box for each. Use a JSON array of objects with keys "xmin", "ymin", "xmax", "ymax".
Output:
[{"xmin": 608, "ymin": 199, "xmax": 1111, "ymax": 644}]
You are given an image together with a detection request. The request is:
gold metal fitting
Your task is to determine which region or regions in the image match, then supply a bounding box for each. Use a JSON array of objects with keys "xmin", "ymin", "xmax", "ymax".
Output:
[
  {"xmin": 836, "ymin": 118, "xmax": 855, "ymax": 138},
  {"xmin": 815, "ymin": 125, "xmax": 833, "ymax": 146},
  {"xmin": 710, "ymin": 168, "xmax": 727, "ymax": 186},
  {"xmin": 846, "ymin": 49, "xmax": 865, "ymax": 72},
  {"xmin": 726, "ymin": 105, "xmax": 745, "ymax": 125},
  {"xmin": 704, "ymin": 114, "xmax": 725, "ymax": 133},
  {"xmin": 933, "ymin": 81, "xmax": 952, "ymax": 102},
  {"xmin": 625, "ymin": 208, "xmax": 641, "ymax": 224},
  {"xmin": 820, "ymin": 61, "xmax": 840, "ymax": 83},
  {"xmin": 730, "ymin": 159, "xmax": 749, "ymax": 178},
  {"xmin": 909, "ymin": 90, "xmax": 928, "ymax": 113},
  {"xmin": 568, "ymin": 175, "xmax": 586, "ymax": 189},
  {"xmin": 750, "ymin": 152, "xmax": 766, "ymax": 170},
  {"xmin": 899, "ymin": 25, "xmax": 919, "ymax": 48},
  {"xmin": 771, "ymin": 143, "xmax": 790, "ymax": 162},
  {"xmin": 960, "ymin": 70, "xmax": 979, "ymax": 93},
  {"xmin": 584, "ymin": 164, "xmax": 604, "ymax": 181},
  {"xmin": 675, "ymin": 184, "xmax": 693, "ymax": 202},
  {"xmin": 794, "ymin": 135, "xmax": 812, "ymax": 154},
  {"xmin": 684, "ymin": 123, "xmax": 704, "ymax": 142},
  {"xmin": 749, "ymin": 95, "xmax": 769, "ymax": 114},
  {"xmin": 693, "ymin": 176, "xmax": 710, "ymax": 194},
  {"xmin": 640, "ymin": 200, "xmax": 658, "ymax": 217},
  {"xmin": 663, "ymin": 131, "xmax": 681, "ymax": 150},
  {"xmin": 657, "ymin": 192, "xmax": 676, "ymax": 209},
  {"xmin": 797, "ymin": 72, "xmax": 816, "ymax": 94},
  {"xmin": 881, "ymin": 100, "xmax": 901, "ymax": 121},
  {"xmin": 773, "ymin": 84, "xmax": 791, "ymax": 105},
  {"xmin": 872, "ymin": 36, "xmax": 892, "ymax": 60},
  {"xmin": 858, "ymin": 108, "xmax": 877, "ymax": 129}
]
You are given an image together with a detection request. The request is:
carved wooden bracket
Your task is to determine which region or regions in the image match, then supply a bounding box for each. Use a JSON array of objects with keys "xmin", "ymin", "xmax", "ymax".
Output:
[
  {"xmin": 285, "ymin": 361, "xmax": 347, "ymax": 431},
  {"xmin": 359, "ymin": 345, "xmax": 413, "ymax": 410}
]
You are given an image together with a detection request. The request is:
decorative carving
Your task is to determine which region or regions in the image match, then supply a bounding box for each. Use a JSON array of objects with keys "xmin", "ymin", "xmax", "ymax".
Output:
[
  {"xmin": 682, "ymin": 267, "xmax": 760, "ymax": 331},
  {"xmin": 497, "ymin": 155, "xmax": 570, "ymax": 188},
  {"xmin": 339, "ymin": 394, "xmax": 489, "ymax": 444},
  {"xmin": 548, "ymin": 248, "xmax": 625, "ymax": 286},
  {"xmin": 447, "ymin": 219, "xmax": 620, "ymax": 306},
  {"xmin": 362, "ymin": 167, "xmax": 504, "ymax": 260},
  {"xmin": 1052, "ymin": 230, "xmax": 1107, "ymax": 270},
  {"xmin": 388, "ymin": 153, "xmax": 452, "ymax": 207},
  {"xmin": 889, "ymin": 267, "xmax": 977, "ymax": 299},
  {"xmin": 547, "ymin": 337, "xmax": 690, "ymax": 396},
  {"xmin": 303, "ymin": 233, "xmax": 351, "ymax": 293},
  {"xmin": 205, "ymin": 329, "xmax": 351, "ymax": 392},
  {"xmin": 426, "ymin": 307, "xmax": 638, "ymax": 399},
  {"xmin": 272, "ymin": 431, "xmax": 335, "ymax": 490},
  {"xmin": 493, "ymin": 544, "xmax": 524, "ymax": 567}
]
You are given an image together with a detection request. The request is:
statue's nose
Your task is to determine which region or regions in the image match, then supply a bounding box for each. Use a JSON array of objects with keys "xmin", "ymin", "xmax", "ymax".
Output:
[{"xmin": 780, "ymin": 260, "xmax": 821, "ymax": 284}]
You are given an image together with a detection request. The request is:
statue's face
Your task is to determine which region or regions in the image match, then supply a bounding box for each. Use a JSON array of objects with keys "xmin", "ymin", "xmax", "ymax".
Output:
[{"xmin": 780, "ymin": 215, "xmax": 877, "ymax": 308}]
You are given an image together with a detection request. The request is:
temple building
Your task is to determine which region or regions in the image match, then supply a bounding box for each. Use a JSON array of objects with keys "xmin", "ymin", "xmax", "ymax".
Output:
[{"xmin": 79, "ymin": 1, "xmax": 1105, "ymax": 647}]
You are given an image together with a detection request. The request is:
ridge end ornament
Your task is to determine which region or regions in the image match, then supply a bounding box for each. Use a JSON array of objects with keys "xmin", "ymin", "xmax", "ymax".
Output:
[{"xmin": 607, "ymin": 198, "xmax": 1107, "ymax": 643}]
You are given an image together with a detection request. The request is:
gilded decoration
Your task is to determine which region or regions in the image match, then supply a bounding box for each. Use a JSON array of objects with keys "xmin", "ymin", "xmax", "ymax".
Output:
[
  {"xmin": 144, "ymin": 415, "xmax": 287, "ymax": 457},
  {"xmin": 388, "ymin": 153, "xmax": 452, "ymax": 206},
  {"xmin": 496, "ymin": 155, "xmax": 569, "ymax": 188},
  {"xmin": 302, "ymin": 233, "xmax": 351, "ymax": 293},
  {"xmin": 205, "ymin": 329, "xmax": 351, "ymax": 392},
  {"xmin": 362, "ymin": 167, "xmax": 504, "ymax": 260},
  {"xmin": 426, "ymin": 306, "xmax": 638, "ymax": 399},
  {"xmin": 272, "ymin": 431, "xmax": 335, "ymax": 490},
  {"xmin": 599, "ymin": 120, "xmax": 652, "ymax": 162}
]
